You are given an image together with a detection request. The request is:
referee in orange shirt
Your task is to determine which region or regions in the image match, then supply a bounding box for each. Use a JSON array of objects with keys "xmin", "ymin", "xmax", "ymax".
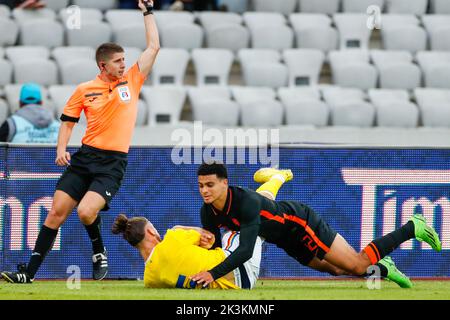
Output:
[{"xmin": 1, "ymin": 0, "xmax": 160, "ymax": 283}]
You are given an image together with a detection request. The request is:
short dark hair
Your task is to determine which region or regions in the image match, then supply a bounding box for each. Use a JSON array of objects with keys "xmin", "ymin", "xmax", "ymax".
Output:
[
  {"xmin": 95, "ymin": 42, "xmax": 124, "ymax": 67},
  {"xmin": 197, "ymin": 162, "xmax": 228, "ymax": 179}
]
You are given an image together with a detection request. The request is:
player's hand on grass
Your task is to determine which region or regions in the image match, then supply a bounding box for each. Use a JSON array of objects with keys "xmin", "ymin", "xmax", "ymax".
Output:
[
  {"xmin": 55, "ymin": 149, "xmax": 71, "ymax": 166},
  {"xmin": 190, "ymin": 271, "xmax": 214, "ymax": 288},
  {"xmin": 199, "ymin": 230, "xmax": 215, "ymax": 249}
]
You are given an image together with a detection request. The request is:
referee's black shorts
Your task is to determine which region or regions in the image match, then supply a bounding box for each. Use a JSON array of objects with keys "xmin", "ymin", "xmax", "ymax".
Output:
[
  {"xmin": 280, "ymin": 202, "xmax": 337, "ymax": 266},
  {"xmin": 56, "ymin": 144, "xmax": 128, "ymax": 211}
]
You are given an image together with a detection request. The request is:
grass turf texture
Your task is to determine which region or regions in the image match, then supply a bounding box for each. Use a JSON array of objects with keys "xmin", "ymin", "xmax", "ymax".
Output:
[{"xmin": 1, "ymin": 279, "xmax": 450, "ymax": 300}]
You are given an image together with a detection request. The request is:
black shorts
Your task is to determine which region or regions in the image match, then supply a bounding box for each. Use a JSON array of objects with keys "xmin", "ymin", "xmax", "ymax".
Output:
[
  {"xmin": 279, "ymin": 202, "xmax": 337, "ymax": 266},
  {"xmin": 56, "ymin": 144, "xmax": 128, "ymax": 211}
]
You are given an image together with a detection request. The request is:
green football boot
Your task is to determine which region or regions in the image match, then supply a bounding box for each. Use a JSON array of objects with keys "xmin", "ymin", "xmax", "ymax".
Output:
[
  {"xmin": 410, "ymin": 214, "xmax": 442, "ymax": 252},
  {"xmin": 378, "ymin": 256, "xmax": 413, "ymax": 289}
]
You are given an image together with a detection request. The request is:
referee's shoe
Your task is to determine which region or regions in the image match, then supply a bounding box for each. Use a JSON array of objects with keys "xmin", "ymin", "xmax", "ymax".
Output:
[
  {"xmin": 1, "ymin": 263, "xmax": 33, "ymax": 284},
  {"xmin": 92, "ymin": 249, "xmax": 108, "ymax": 280}
]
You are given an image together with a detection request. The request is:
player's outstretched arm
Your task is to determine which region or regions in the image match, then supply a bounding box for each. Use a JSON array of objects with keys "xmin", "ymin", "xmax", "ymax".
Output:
[{"xmin": 137, "ymin": 0, "xmax": 160, "ymax": 76}]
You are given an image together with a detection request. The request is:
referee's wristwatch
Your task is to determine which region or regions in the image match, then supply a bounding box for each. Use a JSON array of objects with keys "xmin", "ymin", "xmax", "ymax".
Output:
[{"xmin": 143, "ymin": 0, "xmax": 154, "ymax": 16}]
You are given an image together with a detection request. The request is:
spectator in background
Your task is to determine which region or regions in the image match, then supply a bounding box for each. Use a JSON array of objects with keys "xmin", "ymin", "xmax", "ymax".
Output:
[
  {"xmin": 0, "ymin": 0, "xmax": 45, "ymax": 9},
  {"xmin": 0, "ymin": 83, "xmax": 60, "ymax": 143}
]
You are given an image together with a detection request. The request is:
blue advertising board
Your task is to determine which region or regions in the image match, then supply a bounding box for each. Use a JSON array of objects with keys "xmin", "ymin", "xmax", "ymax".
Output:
[{"xmin": 0, "ymin": 146, "xmax": 449, "ymax": 279}]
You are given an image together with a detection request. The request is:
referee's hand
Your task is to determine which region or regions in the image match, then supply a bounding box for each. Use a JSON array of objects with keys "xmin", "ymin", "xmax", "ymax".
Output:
[{"xmin": 55, "ymin": 150, "xmax": 71, "ymax": 166}]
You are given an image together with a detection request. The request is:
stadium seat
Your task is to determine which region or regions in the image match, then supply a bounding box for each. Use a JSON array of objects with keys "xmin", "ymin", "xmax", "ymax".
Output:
[
  {"xmin": 370, "ymin": 50, "xmax": 421, "ymax": 90},
  {"xmin": 368, "ymin": 89, "xmax": 419, "ymax": 127},
  {"xmin": 243, "ymin": 12, "xmax": 286, "ymax": 29},
  {"xmin": 381, "ymin": 14, "xmax": 420, "ymax": 27},
  {"xmin": 66, "ymin": 21, "xmax": 112, "ymax": 47},
  {"xmin": 422, "ymin": 15, "xmax": 450, "ymax": 51},
  {"xmin": 333, "ymin": 14, "xmax": 373, "ymax": 50},
  {"xmin": 153, "ymin": 11, "xmax": 195, "ymax": 30},
  {"xmin": 414, "ymin": 88, "xmax": 450, "ymax": 127},
  {"xmin": 12, "ymin": 8, "xmax": 56, "ymax": 23},
  {"xmin": 329, "ymin": 50, "xmax": 378, "ymax": 90},
  {"xmin": 59, "ymin": 8, "xmax": 104, "ymax": 23},
  {"xmin": 49, "ymin": 85, "xmax": 76, "ymax": 105},
  {"xmin": 0, "ymin": 4, "xmax": 10, "ymax": 18},
  {"xmin": 45, "ymin": 0, "xmax": 70, "ymax": 11},
  {"xmin": 59, "ymin": 59, "xmax": 99, "ymax": 85},
  {"xmin": 205, "ymin": 24, "xmax": 250, "ymax": 52},
  {"xmin": 343, "ymin": 0, "xmax": 385, "ymax": 12},
  {"xmin": 322, "ymin": 86, "xmax": 376, "ymax": 127},
  {"xmin": 5, "ymin": 84, "xmax": 52, "ymax": 114},
  {"xmin": 282, "ymin": 49, "xmax": 325, "ymax": 87},
  {"xmin": 0, "ymin": 99, "xmax": 8, "ymax": 125},
  {"xmin": 188, "ymin": 86, "xmax": 240, "ymax": 126},
  {"xmin": 123, "ymin": 47, "xmax": 143, "ymax": 70},
  {"xmin": 0, "ymin": 59, "xmax": 12, "ymax": 86},
  {"xmin": 150, "ymin": 49, "xmax": 190, "ymax": 85},
  {"xmin": 52, "ymin": 47, "xmax": 96, "ymax": 66},
  {"xmin": 250, "ymin": 24, "xmax": 294, "ymax": 50},
  {"xmin": 220, "ymin": 0, "xmax": 249, "ymax": 13},
  {"xmin": 136, "ymin": 100, "xmax": 148, "ymax": 126},
  {"xmin": 198, "ymin": 11, "xmax": 243, "ymax": 30},
  {"xmin": 141, "ymin": 86, "xmax": 187, "ymax": 126},
  {"xmin": 431, "ymin": 0, "xmax": 450, "ymax": 14},
  {"xmin": 72, "ymin": 0, "xmax": 118, "ymax": 11},
  {"xmin": 289, "ymin": 14, "xmax": 338, "ymax": 52},
  {"xmin": 19, "ymin": 20, "xmax": 64, "ymax": 48},
  {"xmin": 231, "ymin": 86, "xmax": 284, "ymax": 127},
  {"xmin": 253, "ymin": 0, "xmax": 298, "ymax": 15},
  {"xmin": 381, "ymin": 25, "xmax": 427, "ymax": 54},
  {"xmin": 12, "ymin": 59, "xmax": 58, "ymax": 86},
  {"xmin": 160, "ymin": 23, "xmax": 204, "ymax": 50},
  {"xmin": 238, "ymin": 49, "xmax": 288, "ymax": 88},
  {"xmin": 416, "ymin": 51, "xmax": 450, "ymax": 89},
  {"xmin": 105, "ymin": 9, "xmax": 142, "ymax": 26},
  {"xmin": 299, "ymin": 0, "xmax": 340, "ymax": 14},
  {"xmin": 278, "ymin": 87, "xmax": 330, "ymax": 126},
  {"xmin": 0, "ymin": 18, "xmax": 19, "ymax": 46},
  {"xmin": 386, "ymin": 0, "xmax": 428, "ymax": 15},
  {"xmin": 112, "ymin": 24, "xmax": 146, "ymax": 50},
  {"xmin": 5, "ymin": 46, "xmax": 50, "ymax": 64},
  {"xmin": 192, "ymin": 49, "xmax": 234, "ymax": 86}
]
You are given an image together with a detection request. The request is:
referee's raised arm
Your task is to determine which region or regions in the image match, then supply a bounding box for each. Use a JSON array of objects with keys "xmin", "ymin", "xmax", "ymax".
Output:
[{"xmin": 137, "ymin": 0, "xmax": 160, "ymax": 76}]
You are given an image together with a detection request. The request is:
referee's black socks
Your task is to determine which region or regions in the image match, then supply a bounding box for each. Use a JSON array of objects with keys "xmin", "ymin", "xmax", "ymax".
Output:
[
  {"xmin": 84, "ymin": 215, "xmax": 105, "ymax": 255},
  {"xmin": 364, "ymin": 221, "xmax": 415, "ymax": 264},
  {"xmin": 27, "ymin": 225, "xmax": 59, "ymax": 278}
]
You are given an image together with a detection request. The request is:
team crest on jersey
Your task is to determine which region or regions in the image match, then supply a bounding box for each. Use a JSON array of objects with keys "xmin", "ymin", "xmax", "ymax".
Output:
[{"xmin": 118, "ymin": 86, "xmax": 131, "ymax": 102}]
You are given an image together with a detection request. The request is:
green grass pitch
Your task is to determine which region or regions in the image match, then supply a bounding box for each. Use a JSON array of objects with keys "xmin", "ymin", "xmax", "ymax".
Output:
[{"xmin": 1, "ymin": 279, "xmax": 450, "ymax": 300}]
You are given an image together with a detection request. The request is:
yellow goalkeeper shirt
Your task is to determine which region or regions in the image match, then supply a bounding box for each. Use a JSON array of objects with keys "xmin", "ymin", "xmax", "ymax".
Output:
[{"xmin": 143, "ymin": 229, "xmax": 239, "ymax": 289}]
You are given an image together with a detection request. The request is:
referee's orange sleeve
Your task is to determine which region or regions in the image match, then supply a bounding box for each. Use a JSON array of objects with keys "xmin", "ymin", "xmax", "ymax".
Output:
[{"xmin": 62, "ymin": 86, "xmax": 84, "ymax": 119}]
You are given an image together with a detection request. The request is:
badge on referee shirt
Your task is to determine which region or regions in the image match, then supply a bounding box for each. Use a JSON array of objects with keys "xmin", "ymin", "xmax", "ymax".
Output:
[{"xmin": 118, "ymin": 86, "xmax": 131, "ymax": 102}]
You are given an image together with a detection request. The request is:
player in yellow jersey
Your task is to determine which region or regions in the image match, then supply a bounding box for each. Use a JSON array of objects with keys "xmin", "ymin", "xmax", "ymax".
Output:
[{"xmin": 111, "ymin": 168, "xmax": 294, "ymax": 289}]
